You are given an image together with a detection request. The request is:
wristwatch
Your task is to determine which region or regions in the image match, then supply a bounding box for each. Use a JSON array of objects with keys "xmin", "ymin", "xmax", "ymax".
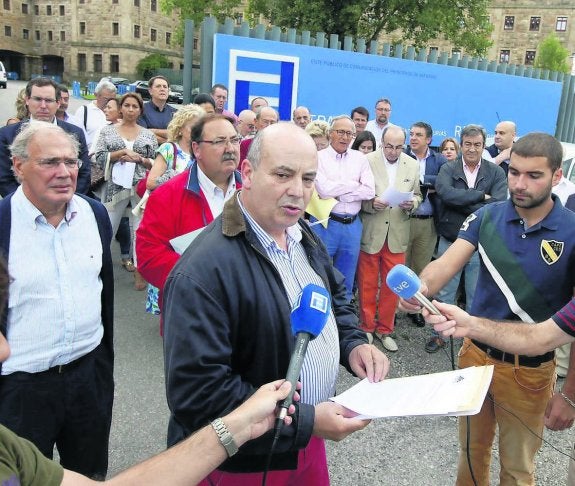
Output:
[{"xmin": 211, "ymin": 418, "xmax": 239, "ymax": 457}]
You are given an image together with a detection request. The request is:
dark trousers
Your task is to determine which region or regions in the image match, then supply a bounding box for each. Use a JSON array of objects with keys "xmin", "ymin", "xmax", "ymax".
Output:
[{"xmin": 0, "ymin": 349, "xmax": 113, "ymax": 479}]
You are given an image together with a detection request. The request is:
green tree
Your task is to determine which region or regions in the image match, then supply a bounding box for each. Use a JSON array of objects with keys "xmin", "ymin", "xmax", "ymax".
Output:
[
  {"xmin": 136, "ymin": 54, "xmax": 170, "ymax": 79},
  {"xmin": 534, "ymin": 34, "xmax": 570, "ymax": 73},
  {"xmin": 247, "ymin": 0, "xmax": 492, "ymax": 56}
]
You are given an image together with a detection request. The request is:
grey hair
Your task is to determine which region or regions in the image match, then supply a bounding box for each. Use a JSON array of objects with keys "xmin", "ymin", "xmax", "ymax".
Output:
[
  {"xmin": 246, "ymin": 129, "xmax": 264, "ymax": 169},
  {"xmin": 460, "ymin": 124, "xmax": 486, "ymax": 145},
  {"xmin": 10, "ymin": 122, "xmax": 80, "ymax": 160},
  {"xmin": 329, "ymin": 115, "xmax": 355, "ymax": 131},
  {"xmin": 95, "ymin": 80, "xmax": 117, "ymax": 95}
]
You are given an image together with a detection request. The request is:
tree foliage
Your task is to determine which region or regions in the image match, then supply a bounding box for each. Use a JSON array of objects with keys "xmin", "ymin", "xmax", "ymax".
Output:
[
  {"xmin": 136, "ymin": 54, "xmax": 170, "ymax": 79},
  {"xmin": 247, "ymin": 0, "xmax": 493, "ymax": 56},
  {"xmin": 534, "ymin": 34, "xmax": 570, "ymax": 74}
]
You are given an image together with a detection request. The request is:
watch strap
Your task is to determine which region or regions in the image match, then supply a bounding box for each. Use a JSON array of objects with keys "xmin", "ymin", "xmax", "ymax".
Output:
[{"xmin": 211, "ymin": 418, "xmax": 239, "ymax": 457}]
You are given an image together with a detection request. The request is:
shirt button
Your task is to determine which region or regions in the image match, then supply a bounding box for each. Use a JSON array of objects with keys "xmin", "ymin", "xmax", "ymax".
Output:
[{"xmin": 521, "ymin": 234, "xmax": 526, "ymax": 239}]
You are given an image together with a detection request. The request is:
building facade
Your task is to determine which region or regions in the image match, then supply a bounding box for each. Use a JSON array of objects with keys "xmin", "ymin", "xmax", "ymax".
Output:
[{"xmin": 0, "ymin": 0, "xmax": 186, "ymax": 82}]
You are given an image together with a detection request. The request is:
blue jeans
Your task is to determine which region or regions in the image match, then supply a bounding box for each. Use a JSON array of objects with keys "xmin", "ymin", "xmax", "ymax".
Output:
[
  {"xmin": 312, "ymin": 215, "xmax": 362, "ymax": 301},
  {"xmin": 431, "ymin": 236, "xmax": 479, "ymax": 339}
]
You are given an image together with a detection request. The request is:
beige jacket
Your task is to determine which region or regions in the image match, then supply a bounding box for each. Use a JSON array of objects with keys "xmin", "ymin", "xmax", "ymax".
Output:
[{"xmin": 360, "ymin": 151, "xmax": 422, "ymax": 254}]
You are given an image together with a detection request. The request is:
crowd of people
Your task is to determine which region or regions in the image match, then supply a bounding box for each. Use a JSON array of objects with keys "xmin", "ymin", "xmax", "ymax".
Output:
[{"xmin": 1, "ymin": 76, "xmax": 575, "ymax": 485}]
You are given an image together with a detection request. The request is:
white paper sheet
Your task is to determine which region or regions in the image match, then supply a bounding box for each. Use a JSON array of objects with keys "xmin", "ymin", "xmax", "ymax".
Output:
[
  {"xmin": 169, "ymin": 227, "xmax": 207, "ymax": 255},
  {"xmin": 380, "ymin": 187, "xmax": 413, "ymax": 207},
  {"xmin": 111, "ymin": 161, "xmax": 137, "ymax": 189},
  {"xmin": 330, "ymin": 366, "xmax": 493, "ymax": 419}
]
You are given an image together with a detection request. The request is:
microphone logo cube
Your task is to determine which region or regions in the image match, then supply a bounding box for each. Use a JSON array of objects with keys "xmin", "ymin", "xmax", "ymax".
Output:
[{"xmin": 310, "ymin": 292, "xmax": 329, "ymax": 314}]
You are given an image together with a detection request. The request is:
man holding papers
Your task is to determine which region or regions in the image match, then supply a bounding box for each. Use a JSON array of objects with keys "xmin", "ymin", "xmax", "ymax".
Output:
[
  {"xmin": 357, "ymin": 125, "xmax": 421, "ymax": 351},
  {"xmin": 136, "ymin": 115, "xmax": 241, "ymax": 318}
]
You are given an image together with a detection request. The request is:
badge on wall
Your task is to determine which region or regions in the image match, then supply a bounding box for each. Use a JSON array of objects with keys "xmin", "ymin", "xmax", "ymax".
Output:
[{"xmin": 540, "ymin": 239, "xmax": 564, "ymax": 265}]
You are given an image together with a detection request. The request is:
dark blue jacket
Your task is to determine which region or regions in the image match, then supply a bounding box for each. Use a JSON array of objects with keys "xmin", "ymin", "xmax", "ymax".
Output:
[{"xmin": 0, "ymin": 119, "xmax": 91, "ymax": 197}]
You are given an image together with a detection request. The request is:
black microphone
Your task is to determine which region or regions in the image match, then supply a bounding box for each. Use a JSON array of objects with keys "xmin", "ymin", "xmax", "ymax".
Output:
[{"xmin": 277, "ymin": 284, "xmax": 331, "ymax": 421}]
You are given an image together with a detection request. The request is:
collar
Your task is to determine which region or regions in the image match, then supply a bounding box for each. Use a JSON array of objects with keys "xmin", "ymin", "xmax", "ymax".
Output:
[
  {"xmin": 504, "ymin": 194, "xmax": 562, "ymax": 230},
  {"xmin": 408, "ymin": 147, "xmax": 430, "ymax": 161},
  {"xmin": 29, "ymin": 116, "xmax": 58, "ymax": 125},
  {"xmin": 326, "ymin": 145, "xmax": 348, "ymax": 159},
  {"xmin": 196, "ymin": 164, "xmax": 237, "ymax": 196},
  {"xmin": 462, "ymin": 156, "xmax": 481, "ymax": 172},
  {"xmin": 150, "ymin": 101, "xmax": 168, "ymax": 112},
  {"xmin": 185, "ymin": 162, "xmax": 242, "ymax": 196},
  {"xmin": 14, "ymin": 186, "xmax": 78, "ymax": 229}
]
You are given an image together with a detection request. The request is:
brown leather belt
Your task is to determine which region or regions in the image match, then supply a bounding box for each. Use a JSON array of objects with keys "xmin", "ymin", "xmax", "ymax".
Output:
[{"xmin": 471, "ymin": 340, "xmax": 554, "ymax": 368}]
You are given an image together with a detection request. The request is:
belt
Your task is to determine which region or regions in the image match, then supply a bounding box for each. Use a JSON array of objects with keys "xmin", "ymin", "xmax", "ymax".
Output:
[
  {"xmin": 471, "ymin": 339, "xmax": 554, "ymax": 368},
  {"xmin": 329, "ymin": 213, "xmax": 358, "ymax": 224},
  {"xmin": 410, "ymin": 214, "xmax": 433, "ymax": 220},
  {"xmin": 40, "ymin": 350, "xmax": 94, "ymax": 375}
]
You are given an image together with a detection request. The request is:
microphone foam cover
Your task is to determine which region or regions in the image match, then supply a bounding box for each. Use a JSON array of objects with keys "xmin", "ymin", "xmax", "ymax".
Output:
[
  {"xmin": 386, "ymin": 264, "xmax": 421, "ymax": 299},
  {"xmin": 290, "ymin": 284, "xmax": 331, "ymax": 338}
]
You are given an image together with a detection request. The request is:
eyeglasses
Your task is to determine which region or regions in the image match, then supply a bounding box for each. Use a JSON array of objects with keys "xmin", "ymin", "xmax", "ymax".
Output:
[
  {"xmin": 30, "ymin": 96, "xmax": 57, "ymax": 104},
  {"xmin": 198, "ymin": 136, "xmax": 241, "ymax": 147},
  {"xmin": 35, "ymin": 158, "xmax": 82, "ymax": 169},
  {"xmin": 383, "ymin": 144, "xmax": 405, "ymax": 151},
  {"xmin": 333, "ymin": 129, "xmax": 355, "ymax": 138}
]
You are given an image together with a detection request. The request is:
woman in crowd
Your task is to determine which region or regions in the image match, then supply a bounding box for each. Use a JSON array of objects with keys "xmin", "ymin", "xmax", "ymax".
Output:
[
  {"xmin": 351, "ymin": 131, "xmax": 376, "ymax": 154},
  {"xmin": 146, "ymin": 104, "xmax": 204, "ymax": 191},
  {"xmin": 94, "ymin": 92, "xmax": 157, "ymax": 290},
  {"xmin": 5, "ymin": 89, "xmax": 28, "ymax": 125},
  {"xmin": 439, "ymin": 137, "xmax": 460, "ymax": 161},
  {"xmin": 304, "ymin": 120, "xmax": 330, "ymax": 151},
  {"xmin": 192, "ymin": 93, "xmax": 216, "ymax": 115}
]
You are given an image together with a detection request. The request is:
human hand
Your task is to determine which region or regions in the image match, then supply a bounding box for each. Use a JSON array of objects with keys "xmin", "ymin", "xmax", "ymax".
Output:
[
  {"xmin": 313, "ymin": 401, "xmax": 370, "ymax": 441},
  {"xmin": 399, "ymin": 200, "xmax": 414, "ymax": 210},
  {"xmin": 372, "ymin": 197, "xmax": 388, "ymax": 211},
  {"xmin": 224, "ymin": 380, "xmax": 301, "ymax": 446},
  {"xmin": 121, "ymin": 149, "xmax": 142, "ymax": 162},
  {"xmin": 397, "ymin": 281, "xmax": 429, "ymax": 313},
  {"xmin": 545, "ymin": 392, "xmax": 575, "ymax": 431},
  {"xmin": 422, "ymin": 300, "xmax": 473, "ymax": 338},
  {"xmin": 348, "ymin": 344, "xmax": 389, "ymax": 383}
]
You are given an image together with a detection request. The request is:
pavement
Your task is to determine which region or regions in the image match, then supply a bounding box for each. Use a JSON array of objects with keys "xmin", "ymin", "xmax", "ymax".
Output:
[{"xmin": 1, "ymin": 80, "xmax": 573, "ymax": 484}]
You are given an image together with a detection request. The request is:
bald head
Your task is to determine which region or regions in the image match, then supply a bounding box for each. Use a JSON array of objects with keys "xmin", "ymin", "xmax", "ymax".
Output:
[
  {"xmin": 494, "ymin": 121, "xmax": 516, "ymax": 150},
  {"xmin": 292, "ymin": 106, "xmax": 311, "ymax": 129},
  {"xmin": 237, "ymin": 109, "xmax": 256, "ymax": 137},
  {"xmin": 255, "ymin": 107, "xmax": 278, "ymax": 131}
]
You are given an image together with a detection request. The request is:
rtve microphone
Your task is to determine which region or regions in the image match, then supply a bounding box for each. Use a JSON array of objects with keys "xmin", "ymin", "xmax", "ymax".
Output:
[
  {"xmin": 386, "ymin": 264, "xmax": 442, "ymax": 316},
  {"xmin": 277, "ymin": 284, "xmax": 331, "ymax": 420}
]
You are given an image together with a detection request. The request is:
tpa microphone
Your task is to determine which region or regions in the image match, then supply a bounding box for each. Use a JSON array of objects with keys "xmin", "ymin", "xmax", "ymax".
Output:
[
  {"xmin": 277, "ymin": 284, "xmax": 331, "ymax": 420},
  {"xmin": 386, "ymin": 264, "xmax": 441, "ymax": 316}
]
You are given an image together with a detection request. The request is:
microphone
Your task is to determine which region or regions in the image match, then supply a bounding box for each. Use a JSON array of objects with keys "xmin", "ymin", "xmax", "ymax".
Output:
[
  {"xmin": 277, "ymin": 284, "xmax": 331, "ymax": 421},
  {"xmin": 385, "ymin": 264, "xmax": 441, "ymax": 316}
]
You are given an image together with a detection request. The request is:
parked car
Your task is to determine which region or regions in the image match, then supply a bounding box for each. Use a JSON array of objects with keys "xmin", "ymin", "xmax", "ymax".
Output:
[
  {"xmin": 168, "ymin": 84, "xmax": 184, "ymax": 104},
  {"xmin": 130, "ymin": 80, "xmax": 150, "ymax": 100},
  {"xmin": 0, "ymin": 61, "xmax": 7, "ymax": 89},
  {"xmin": 99, "ymin": 76, "xmax": 131, "ymax": 87}
]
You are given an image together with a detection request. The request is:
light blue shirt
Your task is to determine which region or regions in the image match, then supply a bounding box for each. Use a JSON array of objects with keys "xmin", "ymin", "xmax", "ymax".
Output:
[
  {"xmin": 3, "ymin": 188, "xmax": 104, "ymax": 375},
  {"xmin": 238, "ymin": 193, "xmax": 340, "ymax": 405}
]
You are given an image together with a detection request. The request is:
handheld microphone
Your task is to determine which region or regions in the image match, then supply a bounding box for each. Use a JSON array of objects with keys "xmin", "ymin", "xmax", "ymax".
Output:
[
  {"xmin": 277, "ymin": 284, "xmax": 331, "ymax": 420},
  {"xmin": 386, "ymin": 264, "xmax": 441, "ymax": 316}
]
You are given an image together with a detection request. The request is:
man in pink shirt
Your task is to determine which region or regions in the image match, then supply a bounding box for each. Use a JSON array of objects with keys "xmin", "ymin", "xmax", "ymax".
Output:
[{"xmin": 313, "ymin": 115, "xmax": 375, "ymax": 300}]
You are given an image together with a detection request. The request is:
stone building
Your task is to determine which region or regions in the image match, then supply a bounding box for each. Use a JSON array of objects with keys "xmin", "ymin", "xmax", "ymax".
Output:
[{"xmin": 0, "ymin": 0, "xmax": 186, "ymax": 82}]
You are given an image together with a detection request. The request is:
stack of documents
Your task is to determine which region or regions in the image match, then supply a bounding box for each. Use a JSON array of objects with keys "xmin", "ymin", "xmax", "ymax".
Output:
[{"xmin": 331, "ymin": 365, "xmax": 493, "ymax": 418}]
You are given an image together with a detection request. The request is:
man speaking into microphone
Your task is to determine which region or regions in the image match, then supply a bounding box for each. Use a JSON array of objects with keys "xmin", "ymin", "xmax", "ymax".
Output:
[{"xmin": 162, "ymin": 122, "xmax": 388, "ymax": 485}]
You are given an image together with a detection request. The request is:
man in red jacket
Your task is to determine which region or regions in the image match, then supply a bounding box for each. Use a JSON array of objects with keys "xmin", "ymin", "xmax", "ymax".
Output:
[{"xmin": 136, "ymin": 115, "xmax": 241, "ymax": 313}]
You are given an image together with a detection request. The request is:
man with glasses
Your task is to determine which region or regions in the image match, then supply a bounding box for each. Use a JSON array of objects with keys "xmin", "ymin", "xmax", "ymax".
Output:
[
  {"xmin": 365, "ymin": 98, "xmax": 395, "ymax": 147},
  {"xmin": 404, "ymin": 122, "xmax": 447, "ymax": 328},
  {"xmin": 0, "ymin": 77, "xmax": 91, "ymax": 196},
  {"xmin": 0, "ymin": 122, "xmax": 114, "ymax": 480},
  {"xmin": 313, "ymin": 115, "xmax": 375, "ymax": 301},
  {"xmin": 357, "ymin": 126, "xmax": 421, "ymax": 351},
  {"xmin": 74, "ymin": 79, "xmax": 117, "ymax": 146},
  {"xmin": 424, "ymin": 124, "xmax": 507, "ymax": 353},
  {"xmin": 136, "ymin": 115, "xmax": 241, "ymax": 316}
]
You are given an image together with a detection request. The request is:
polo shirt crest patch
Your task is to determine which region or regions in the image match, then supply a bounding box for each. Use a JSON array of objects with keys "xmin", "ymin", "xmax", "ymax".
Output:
[{"xmin": 540, "ymin": 239, "xmax": 564, "ymax": 265}]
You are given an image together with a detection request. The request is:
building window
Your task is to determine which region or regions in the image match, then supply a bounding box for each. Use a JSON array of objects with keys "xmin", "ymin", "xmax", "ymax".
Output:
[
  {"xmin": 529, "ymin": 17, "xmax": 541, "ymax": 31},
  {"xmin": 151, "ymin": 0, "xmax": 156, "ymax": 12},
  {"xmin": 34, "ymin": 4, "xmax": 38, "ymax": 14},
  {"xmin": 21, "ymin": 3, "xmax": 28, "ymax": 14},
  {"xmin": 22, "ymin": 28, "xmax": 29, "ymax": 39},
  {"xmin": 500, "ymin": 49, "xmax": 510, "ymax": 63},
  {"xmin": 47, "ymin": 30, "xmax": 53, "ymax": 41},
  {"xmin": 78, "ymin": 53, "xmax": 87, "ymax": 72},
  {"xmin": 150, "ymin": 28, "xmax": 156, "ymax": 41},
  {"xmin": 429, "ymin": 46, "xmax": 439, "ymax": 53},
  {"xmin": 3, "ymin": 0, "xmax": 9, "ymax": 10},
  {"xmin": 112, "ymin": 22, "xmax": 119, "ymax": 35},
  {"xmin": 235, "ymin": 13, "xmax": 243, "ymax": 25},
  {"xmin": 556, "ymin": 17, "xmax": 567, "ymax": 32},
  {"xmin": 133, "ymin": 25, "xmax": 140, "ymax": 38},
  {"xmin": 504, "ymin": 16, "xmax": 514, "ymax": 30},
  {"xmin": 133, "ymin": 0, "xmax": 139, "ymax": 6},
  {"xmin": 525, "ymin": 50, "xmax": 536, "ymax": 65},
  {"xmin": 4, "ymin": 25, "xmax": 11, "ymax": 36},
  {"xmin": 165, "ymin": 32, "xmax": 171, "ymax": 45},
  {"xmin": 46, "ymin": 5, "xmax": 51, "ymax": 14},
  {"xmin": 60, "ymin": 30, "xmax": 65, "ymax": 41},
  {"xmin": 193, "ymin": 38, "xmax": 198, "ymax": 50},
  {"xmin": 93, "ymin": 54, "xmax": 102, "ymax": 73},
  {"xmin": 110, "ymin": 55, "xmax": 119, "ymax": 73},
  {"xmin": 80, "ymin": 22, "xmax": 86, "ymax": 35},
  {"xmin": 452, "ymin": 48, "xmax": 461, "ymax": 56},
  {"xmin": 59, "ymin": 5, "xmax": 64, "ymax": 15},
  {"xmin": 35, "ymin": 30, "xmax": 40, "ymax": 40}
]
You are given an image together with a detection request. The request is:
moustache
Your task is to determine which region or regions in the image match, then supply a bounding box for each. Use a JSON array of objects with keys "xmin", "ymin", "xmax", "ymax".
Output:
[{"xmin": 222, "ymin": 153, "xmax": 237, "ymax": 162}]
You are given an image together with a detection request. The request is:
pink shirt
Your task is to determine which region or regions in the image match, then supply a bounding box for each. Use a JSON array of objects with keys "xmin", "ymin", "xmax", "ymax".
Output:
[
  {"xmin": 463, "ymin": 158, "xmax": 482, "ymax": 189},
  {"xmin": 316, "ymin": 146, "xmax": 375, "ymax": 215}
]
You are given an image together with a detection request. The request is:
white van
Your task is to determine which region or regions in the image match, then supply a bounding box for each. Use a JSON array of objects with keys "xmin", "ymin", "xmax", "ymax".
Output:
[{"xmin": 0, "ymin": 61, "xmax": 6, "ymax": 88}]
